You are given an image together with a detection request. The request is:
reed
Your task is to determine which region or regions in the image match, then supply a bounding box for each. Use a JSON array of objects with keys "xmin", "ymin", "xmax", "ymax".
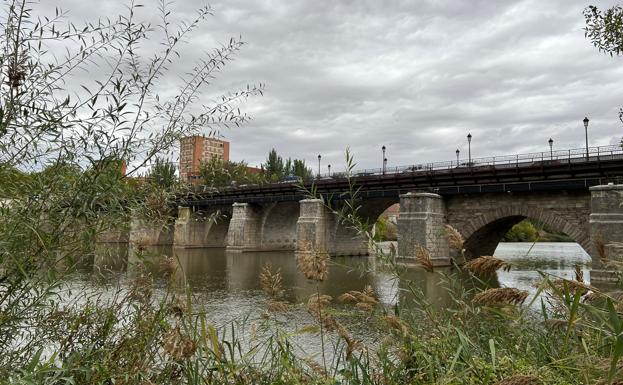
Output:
[{"xmin": 464, "ymin": 256, "xmax": 511, "ymax": 275}]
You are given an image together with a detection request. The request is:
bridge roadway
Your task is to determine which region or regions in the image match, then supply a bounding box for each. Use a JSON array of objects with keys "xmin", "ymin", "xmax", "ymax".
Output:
[{"xmin": 178, "ymin": 146, "xmax": 623, "ymax": 206}]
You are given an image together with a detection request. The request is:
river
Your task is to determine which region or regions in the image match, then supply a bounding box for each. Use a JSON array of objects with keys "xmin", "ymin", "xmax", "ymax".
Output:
[{"xmin": 80, "ymin": 241, "xmax": 595, "ymax": 361}]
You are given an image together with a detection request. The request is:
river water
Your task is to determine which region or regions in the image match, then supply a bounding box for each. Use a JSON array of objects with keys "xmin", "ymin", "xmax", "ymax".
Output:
[
  {"xmin": 83, "ymin": 241, "xmax": 594, "ymax": 360},
  {"xmin": 91, "ymin": 242, "xmax": 593, "ymax": 317}
]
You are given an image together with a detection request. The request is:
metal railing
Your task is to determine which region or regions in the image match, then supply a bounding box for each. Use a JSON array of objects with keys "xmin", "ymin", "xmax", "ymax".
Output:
[{"xmin": 316, "ymin": 144, "xmax": 623, "ymax": 179}]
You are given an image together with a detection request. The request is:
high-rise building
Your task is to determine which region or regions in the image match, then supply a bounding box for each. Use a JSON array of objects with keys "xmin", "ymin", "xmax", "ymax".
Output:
[{"xmin": 179, "ymin": 135, "xmax": 230, "ymax": 182}]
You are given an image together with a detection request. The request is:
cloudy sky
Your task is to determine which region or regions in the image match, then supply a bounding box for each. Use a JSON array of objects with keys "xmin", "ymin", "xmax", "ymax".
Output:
[{"xmin": 56, "ymin": 0, "xmax": 623, "ymax": 172}]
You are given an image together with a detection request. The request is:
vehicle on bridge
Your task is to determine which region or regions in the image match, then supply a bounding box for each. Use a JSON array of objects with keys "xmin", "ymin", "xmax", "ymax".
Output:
[{"xmin": 280, "ymin": 175, "xmax": 302, "ymax": 183}]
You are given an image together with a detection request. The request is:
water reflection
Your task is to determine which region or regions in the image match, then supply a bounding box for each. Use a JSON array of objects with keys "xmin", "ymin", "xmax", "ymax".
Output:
[
  {"xmin": 91, "ymin": 241, "xmax": 597, "ymax": 313},
  {"xmin": 495, "ymin": 242, "xmax": 592, "ymax": 300}
]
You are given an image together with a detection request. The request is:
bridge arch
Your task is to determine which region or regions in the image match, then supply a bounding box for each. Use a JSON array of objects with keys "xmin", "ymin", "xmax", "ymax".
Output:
[{"xmin": 456, "ymin": 205, "xmax": 592, "ymax": 262}]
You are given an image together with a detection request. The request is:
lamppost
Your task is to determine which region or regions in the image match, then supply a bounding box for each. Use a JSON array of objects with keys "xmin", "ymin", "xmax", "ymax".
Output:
[
  {"xmin": 467, "ymin": 133, "xmax": 472, "ymax": 165},
  {"xmin": 317, "ymin": 154, "xmax": 321, "ymax": 177},
  {"xmin": 382, "ymin": 145, "xmax": 386, "ymax": 174},
  {"xmin": 328, "ymin": 164, "xmax": 331, "ymax": 176},
  {"xmin": 383, "ymin": 157, "xmax": 387, "ymax": 174},
  {"xmin": 583, "ymin": 117, "xmax": 589, "ymax": 160},
  {"xmin": 548, "ymin": 138, "xmax": 553, "ymax": 160},
  {"xmin": 455, "ymin": 149, "xmax": 460, "ymax": 166}
]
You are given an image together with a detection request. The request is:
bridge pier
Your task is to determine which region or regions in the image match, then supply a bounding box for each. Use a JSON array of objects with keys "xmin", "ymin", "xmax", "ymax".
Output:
[
  {"xmin": 226, "ymin": 203, "xmax": 262, "ymax": 252},
  {"xmin": 129, "ymin": 217, "xmax": 175, "ymax": 248},
  {"xmin": 590, "ymin": 184, "xmax": 623, "ymax": 280},
  {"xmin": 174, "ymin": 206, "xmax": 230, "ymax": 248},
  {"xmin": 397, "ymin": 192, "xmax": 450, "ymax": 265},
  {"xmin": 296, "ymin": 199, "xmax": 329, "ymax": 254},
  {"xmin": 295, "ymin": 199, "xmax": 369, "ymax": 256}
]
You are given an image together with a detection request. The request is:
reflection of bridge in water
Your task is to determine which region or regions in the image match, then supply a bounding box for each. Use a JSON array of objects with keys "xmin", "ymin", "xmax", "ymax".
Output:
[{"xmin": 115, "ymin": 145, "xmax": 623, "ymax": 280}]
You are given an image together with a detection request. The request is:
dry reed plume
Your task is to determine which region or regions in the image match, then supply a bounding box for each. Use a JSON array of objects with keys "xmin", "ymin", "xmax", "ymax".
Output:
[
  {"xmin": 464, "ymin": 256, "xmax": 511, "ymax": 275},
  {"xmin": 495, "ymin": 375, "xmax": 542, "ymax": 385},
  {"xmin": 307, "ymin": 294, "xmax": 337, "ymax": 330},
  {"xmin": 336, "ymin": 323, "xmax": 362, "ymax": 359},
  {"xmin": 383, "ymin": 315, "xmax": 408, "ymax": 334},
  {"xmin": 444, "ymin": 224, "xmax": 465, "ymax": 252},
  {"xmin": 548, "ymin": 278, "xmax": 592, "ymax": 297},
  {"xmin": 339, "ymin": 285, "xmax": 378, "ymax": 313},
  {"xmin": 297, "ymin": 241, "xmax": 329, "ymax": 281},
  {"xmin": 159, "ymin": 255, "xmax": 177, "ymax": 278},
  {"xmin": 260, "ymin": 264, "xmax": 284, "ymax": 298},
  {"xmin": 473, "ymin": 288, "xmax": 528, "ymax": 306},
  {"xmin": 266, "ymin": 300, "xmax": 290, "ymax": 313},
  {"xmin": 574, "ymin": 264, "xmax": 584, "ymax": 282},
  {"xmin": 415, "ymin": 245, "xmax": 434, "ymax": 273},
  {"xmin": 595, "ymin": 232, "xmax": 607, "ymax": 261},
  {"xmin": 129, "ymin": 273, "xmax": 153, "ymax": 304},
  {"xmin": 167, "ymin": 296, "xmax": 186, "ymax": 318},
  {"xmin": 162, "ymin": 327, "xmax": 197, "ymax": 361}
]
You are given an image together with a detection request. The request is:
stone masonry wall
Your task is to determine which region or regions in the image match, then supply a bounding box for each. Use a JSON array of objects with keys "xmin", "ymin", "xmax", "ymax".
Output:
[{"xmin": 446, "ymin": 190, "xmax": 591, "ymax": 260}]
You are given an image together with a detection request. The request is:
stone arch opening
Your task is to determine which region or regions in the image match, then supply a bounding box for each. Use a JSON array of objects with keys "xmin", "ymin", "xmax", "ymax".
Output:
[
  {"xmin": 260, "ymin": 202, "xmax": 299, "ymax": 250},
  {"xmin": 204, "ymin": 211, "xmax": 231, "ymax": 247},
  {"xmin": 460, "ymin": 213, "xmax": 592, "ymax": 262},
  {"xmin": 327, "ymin": 197, "xmax": 399, "ymax": 256}
]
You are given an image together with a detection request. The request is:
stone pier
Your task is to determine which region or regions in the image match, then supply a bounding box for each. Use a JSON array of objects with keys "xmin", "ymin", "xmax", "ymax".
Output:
[
  {"xmin": 174, "ymin": 206, "xmax": 230, "ymax": 248},
  {"xmin": 296, "ymin": 199, "xmax": 329, "ymax": 253},
  {"xmin": 397, "ymin": 192, "xmax": 450, "ymax": 265},
  {"xmin": 226, "ymin": 203, "xmax": 262, "ymax": 252},
  {"xmin": 128, "ymin": 217, "xmax": 175, "ymax": 247},
  {"xmin": 590, "ymin": 184, "xmax": 623, "ymax": 280}
]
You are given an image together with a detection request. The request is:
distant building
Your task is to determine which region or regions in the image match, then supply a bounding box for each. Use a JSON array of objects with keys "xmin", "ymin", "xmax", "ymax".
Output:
[{"xmin": 179, "ymin": 136, "xmax": 230, "ymax": 182}]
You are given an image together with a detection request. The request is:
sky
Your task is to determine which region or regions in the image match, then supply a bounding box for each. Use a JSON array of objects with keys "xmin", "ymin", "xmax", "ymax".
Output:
[{"xmin": 51, "ymin": 0, "xmax": 623, "ymax": 172}]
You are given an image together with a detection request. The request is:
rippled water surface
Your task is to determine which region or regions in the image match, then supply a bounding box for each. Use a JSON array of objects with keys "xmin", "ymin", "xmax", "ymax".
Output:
[{"xmin": 84, "ymin": 241, "xmax": 594, "ymax": 356}]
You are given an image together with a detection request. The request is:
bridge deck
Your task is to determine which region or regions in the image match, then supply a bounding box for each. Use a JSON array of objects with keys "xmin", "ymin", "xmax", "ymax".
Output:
[{"xmin": 178, "ymin": 149, "xmax": 623, "ymax": 206}]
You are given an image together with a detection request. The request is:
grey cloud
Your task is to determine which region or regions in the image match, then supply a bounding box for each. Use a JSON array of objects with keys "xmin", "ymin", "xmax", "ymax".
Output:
[{"xmin": 35, "ymin": 0, "xmax": 623, "ymax": 171}]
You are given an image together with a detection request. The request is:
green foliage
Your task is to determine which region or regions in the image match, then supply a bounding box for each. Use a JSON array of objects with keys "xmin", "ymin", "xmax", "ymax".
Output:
[
  {"xmin": 584, "ymin": 5, "xmax": 623, "ymax": 56},
  {"xmin": 149, "ymin": 157, "xmax": 177, "ymax": 190},
  {"xmin": 199, "ymin": 155, "xmax": 262, "ymax": 187},
  {"xmin": 263, "ymin": 148, "xmax": 284, "ymax": 182},
  {"xmin": 372, "ymin": 216, "xmax": 397, "ymax": 242},
  {"xmin": 292, "ymin": 159, "xmax": 314, "ymax": 180},
  {"xmin": 503, "ymin": 219, "xmax": 539, "ymax": 242},
  {"xmin": 262, "ymin": 148, "xmax": 313, "ymax": 182},
  {"xmin": 584, "ymin": 5, "xmax": 623, "ymax": 147}
]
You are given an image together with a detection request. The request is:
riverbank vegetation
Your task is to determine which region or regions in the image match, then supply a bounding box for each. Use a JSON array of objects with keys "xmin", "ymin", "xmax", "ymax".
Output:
[{"xmin": 2, "ymin": 1, "xmax": 623, "ymax": 384}]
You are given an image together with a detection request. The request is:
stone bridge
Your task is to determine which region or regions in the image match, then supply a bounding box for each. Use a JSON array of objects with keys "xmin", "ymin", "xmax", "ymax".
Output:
[
  {"xmin": 119, "ymin": 146, "xmax": 623, "ymax": 278},
  {"xmin": 126, "ymin": 182, "xmax": 623, "ymax": 276}
]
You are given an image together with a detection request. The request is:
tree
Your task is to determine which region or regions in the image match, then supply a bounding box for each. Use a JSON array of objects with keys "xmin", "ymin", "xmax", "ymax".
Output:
[
  {"xmin": 292, "ymin": 159, "xmax": 313, "ymax": 181},
  {"xmin": 199, "ymin": 156, "xmax": 260, "ymax": 188},
  {"xmin": 502, "ymin": 219, "xmax": 538, "ymax": 242},
  {"xmin": 262, "ymin": 149, "xmax": 313, "ymax": 182},
  {"xmin": 149, "ymin": 157, "xmax": 177, "ymax": 190},
  {"xmin": 0, "ymin": 1, "xmax": 261, "ymax": 378},
  {"xmin": 263, "ymin": 148, "xmax": 284, "ymax": 181},
  {"xmin": 584, "ymin": 5, "xmax": 623, "ymax": 146}
]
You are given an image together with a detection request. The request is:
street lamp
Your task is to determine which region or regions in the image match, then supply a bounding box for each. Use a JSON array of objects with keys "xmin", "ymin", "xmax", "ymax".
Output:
[
  {"xmin": 548, "ymin": 138, "xmax": 553, "ymax": 160},
  {"xmin": 583, "ymin": 117, "xmax": 589, "ymax": 160},
  {"xmin": 383, "ymin": 157, "xmax": 387, "ymax": 174},
  {"xmin": 382, "ymin": 145, "xmax": 386, "ymax": 174},
  {"xmin": 467, "ymin": 133, "xmax": 472, "ymax": 165},
  {"xmin": 317, "ymin": 154, "xmax": 321, "ymax": 177},
  {"xmin": 328, "ymin": 164, "xmax": 331, "ymax": 176},
  {"xmin": 455, "ymin": 149, "xmax": 460, "ymax": 165}
]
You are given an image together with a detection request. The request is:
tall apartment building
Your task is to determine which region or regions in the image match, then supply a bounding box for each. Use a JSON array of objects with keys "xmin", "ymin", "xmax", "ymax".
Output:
[{"xmin": 179, "ymin": 136, "xmax": 230, "ymax": 182}]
